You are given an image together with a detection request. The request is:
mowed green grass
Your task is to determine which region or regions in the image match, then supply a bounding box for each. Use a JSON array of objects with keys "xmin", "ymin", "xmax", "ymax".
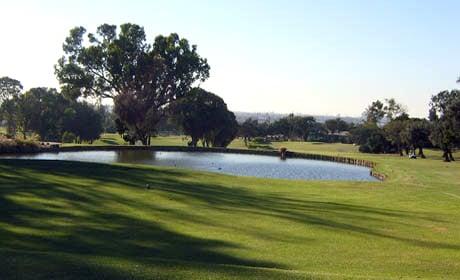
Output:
[
  {"xmin": 61, "ymin": 133, "xmax": 189, "ymax": 146},
  {"xmin": 1, "ymin": 140, "xmax": 460, "ymax": 279},
  {"xmin": 62, "ymin": 133, "xmax": 254, "ymax": 149}
]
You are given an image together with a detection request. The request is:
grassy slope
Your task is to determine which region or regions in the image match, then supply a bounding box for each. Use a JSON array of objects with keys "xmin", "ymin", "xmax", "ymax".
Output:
[{"xmin": 1, "ymin": 138, "xmax": 460, "ymax": 279}]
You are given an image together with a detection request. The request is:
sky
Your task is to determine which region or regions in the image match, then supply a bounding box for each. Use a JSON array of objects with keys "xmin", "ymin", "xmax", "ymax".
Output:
[{"xmin": 1, "ymin": 0, "xmax": 459, "ymax": 118}]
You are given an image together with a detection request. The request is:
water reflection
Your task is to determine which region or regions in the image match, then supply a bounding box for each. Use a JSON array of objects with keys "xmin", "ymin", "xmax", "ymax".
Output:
[{"xmin": 115, "ymin": 150, "xmax": 156, "ymax": 163}]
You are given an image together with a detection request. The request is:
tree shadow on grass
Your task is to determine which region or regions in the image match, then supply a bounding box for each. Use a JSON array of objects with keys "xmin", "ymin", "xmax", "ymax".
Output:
[
  {"xmin": 99, "ymin": 138, "xmax": 120, "ymax": 145},
  {"xmin": 0, "ymin": 248, "xmax": 315, "ymax": 280},
  {"xmin": 0, "ymin": 160, "xmax": 282, "ymax": 268},
  {"xmin": 0, "ymin": 159, "xmax": 459, "ymax": 278}
]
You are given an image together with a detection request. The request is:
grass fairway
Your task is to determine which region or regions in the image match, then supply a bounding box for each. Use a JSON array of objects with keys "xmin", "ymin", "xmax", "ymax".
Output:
[
  {"xmin": 62, "ymin": 133, "xmax": 255, "ymax": 149},
  {"xmin": 1, "ymin": 143, "xmax": 460, "ymax": 279},
  {"xmin": 62, "ymin": 134, "xmax": 189, "ymax": 147}
]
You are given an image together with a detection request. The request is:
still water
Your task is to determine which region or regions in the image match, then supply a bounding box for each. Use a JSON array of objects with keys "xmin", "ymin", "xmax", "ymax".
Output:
[{"xmin": 2, "ymin": 150, "xmax": 377, "ymax": 181}]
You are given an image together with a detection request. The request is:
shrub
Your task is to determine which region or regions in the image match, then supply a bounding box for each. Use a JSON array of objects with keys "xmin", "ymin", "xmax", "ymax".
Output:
[
  {"xmin": 359, "ymin": 131, "xmax": 391, "ymax": 153},
  {"xmin": 358, "ymin": 144, "xmax": 371, "ymax": 153},
  {"xmin": 0, "ymin": 136, "xmax": 40, "ymax": 153}
]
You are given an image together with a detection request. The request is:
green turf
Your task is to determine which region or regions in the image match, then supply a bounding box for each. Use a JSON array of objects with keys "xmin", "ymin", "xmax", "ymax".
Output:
[
  {"xmin": 61, "ymin": 133, "xmax": 188, "ymax": 147},
  {"xmin": 1, "ymin": 141, "xmax": 459, "ymax": 279},
  {"xmin": 62, "ymin": 133, "xmax": 252, "ymax": 149}
]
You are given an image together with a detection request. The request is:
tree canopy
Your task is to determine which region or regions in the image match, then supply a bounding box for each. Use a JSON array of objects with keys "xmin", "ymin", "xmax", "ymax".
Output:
[
  {"xmin": 363, "ymin": 99, "xmax": 407, "ymax": 125},
  {"xmin": 429, "ymin": 90, "xmax": 460, "ymax": 161},
  {"xmin": 383, "ymin": 117, "xmax": 409, "ymax": 156},
  {"xmin": 0, "ymin": 85, "xmax": 103, "ymax": 143},
  {"xmin": 383, "ymin": 98, "xmax": 407, "ymax": 121},
  {"xmin": 325, "ymin": 118, "xmax": 349, "ymax": 133},
  {"xmin": 0, "ymin": 76, "xmax": 23, "ymax": 104},
  {"xmin": 363, "ymin": 100, "xmax": 385, "ymax": 124},
  {"xmin": 55, "ymin": 23, "xmax": 210, "ymax": 144},
  {"xmin": 238, "ymin": 118, "xmax": 264, "ymax": 145},
  {"xmin": 171, "ymin": 88, "xmax": 238, "ymax": 147},
  {"xmin": 401, "ymin": 119, "xmax": 431, "ymax": 158}
]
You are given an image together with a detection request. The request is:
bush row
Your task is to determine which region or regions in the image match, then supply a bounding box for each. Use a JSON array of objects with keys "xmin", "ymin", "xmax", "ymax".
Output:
[{"xmin": 0, "ymin": 137, "xmax": 41, "ymax": 154}]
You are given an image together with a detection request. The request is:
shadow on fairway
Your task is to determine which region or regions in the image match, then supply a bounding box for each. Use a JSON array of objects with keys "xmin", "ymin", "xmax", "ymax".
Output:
[{"xmin": 0, "ymin": 159, "xmax": 459, "ymax": 278}]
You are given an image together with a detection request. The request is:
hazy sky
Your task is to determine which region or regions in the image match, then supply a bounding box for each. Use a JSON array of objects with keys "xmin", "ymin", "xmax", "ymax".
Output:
[{"xmin": 1, "ymin": 0, "xmax": 459, "ymax": 117}]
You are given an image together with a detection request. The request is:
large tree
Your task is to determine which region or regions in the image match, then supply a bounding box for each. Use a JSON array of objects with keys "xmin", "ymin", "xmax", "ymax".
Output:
[
  {"xmin": 293, "ymin": 116, "xmax": 317, "ymax": 141},
  {"xmin": 55, "ymin": 23, "xmax": 210, "ymax": 145},
  {"xmin": 24, "ymin": 88, "xmax": 68, "ymax": 141},
  {"xmin": 269, "ymin": 117, "xmax": 292, "ymax": 139},
  {"xmin": 324, "ymin": 118, "xmax": 338, "ymax": 133},
  {"xmin": 384, "ymin": 115, "xmax": 409, "ymax": 156},
  {"xmin": 401, "ymin": 119, "xmax": 431, "ymax": 158},
  {"xmin": 63, "ymin": 101, "xmax": 103, "ymax": 143},
  {"xmin": 0, "ymin": 77, "xmax": 23, "ymax": 135},
  {"xmin": 429, "ymin": 90, "xmax": 460, "ymax": 161},
  {"xmin": 239, "ymin": 118, "xmax": 260, "ymax": 146},
  {"xmin": 1, "ymin": 99, "xmax": 19, "ymax": 136},
  {"xmin": 171, "ymin": 88, "xmax": 238, "ymax": 147}
]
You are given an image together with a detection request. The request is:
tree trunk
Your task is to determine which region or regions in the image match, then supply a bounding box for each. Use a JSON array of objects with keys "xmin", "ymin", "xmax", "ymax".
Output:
[
  {"xmin": 190, "ymin": 137, "xmax": 198, "ymax": 147},
  {"xmin": 147, "ymin": 135, "xmax": 151, "ymax": 146},
  {"xmin": 404, "ymin": 147, "xmax": 409, "ymax": 155},
  {"xmin": 418, "ymin": 147, "xmax": 426, "ymax": 158},
  {"xmin": 449, "ymin": 149, "xmax": 455, "ymax": 161},
  {"xmin": 398, "ymin": 144, "xmax": 403, "ymax": 156},
  {"xmin": 443, "ymin": 149, "xmax": 450, "ymax": 162}
]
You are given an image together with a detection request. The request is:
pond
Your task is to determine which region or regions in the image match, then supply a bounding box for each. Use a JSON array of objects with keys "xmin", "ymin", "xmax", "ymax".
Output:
[{"xmin": 2, "ymin": 150, "xmax": 378, "ymax": 181}]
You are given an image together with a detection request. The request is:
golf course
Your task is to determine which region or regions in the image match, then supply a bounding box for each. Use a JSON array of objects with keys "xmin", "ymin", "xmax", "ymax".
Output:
[
  {"xmin": 2, "ymin": 3, "xmax": 460, "ymax": 278},
  {"xmin": 1, "ymin": 136, "xmax": 459, "ymax": 279}
]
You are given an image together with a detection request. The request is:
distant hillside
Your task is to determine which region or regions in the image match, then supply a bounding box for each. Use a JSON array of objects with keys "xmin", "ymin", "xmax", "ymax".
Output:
[{"xmin": 234, "ymin": 112, "xmax": 362, "ymax": 124}]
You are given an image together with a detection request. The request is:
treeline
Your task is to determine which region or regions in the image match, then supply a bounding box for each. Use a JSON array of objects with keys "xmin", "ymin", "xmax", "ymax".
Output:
[
  {"xmin": 350, "ymin": 94, "xmax": 460, "ymax": 162},
  {"xmin": 238, "ymin": 115, "xmax": 352, "ymax": 144},
  {"xmin": 1, "ymin": 23, "xmax": 240, "ymax": 148},
  {"xmin": 1, "ymin": 22, "xmax": 459, "ymax": 157},
  {"xmin": 0, "ymin": 77, "xmax": 103, "ymax": 143},
  {"xmin": 238, "ymin": 93, "xmax": 459, "ymax": 162},
  {"xmin": 0, "ymin": 76, "xmax": 238, "ymax": 148}
]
